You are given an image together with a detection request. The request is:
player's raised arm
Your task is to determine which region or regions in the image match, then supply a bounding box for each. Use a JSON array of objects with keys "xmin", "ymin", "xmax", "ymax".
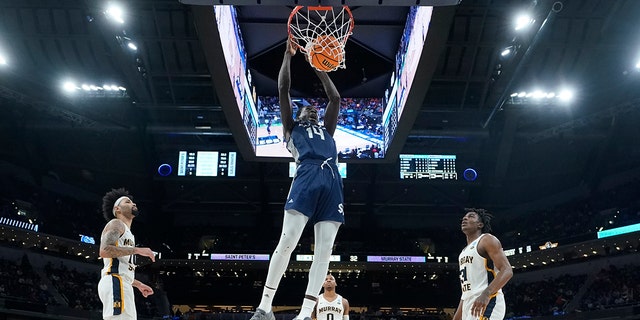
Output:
[
  {"xmin": 313, "ymin": 69, "xmax": 340, "ymax": 136},
  {"xmin": 279, "ymin": 39, "xmax": 297, "ymax": 139}
]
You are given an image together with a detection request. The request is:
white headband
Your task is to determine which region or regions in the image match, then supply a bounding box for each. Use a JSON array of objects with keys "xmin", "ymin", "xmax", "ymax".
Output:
[{"xmin": 112, "ymin": 196, "xmax": 130, "ymax": 216}]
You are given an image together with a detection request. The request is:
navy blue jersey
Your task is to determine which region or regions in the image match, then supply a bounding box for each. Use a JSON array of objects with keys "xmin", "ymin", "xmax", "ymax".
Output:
[
  {"xmin": 285, "ymin": 121, "xmax": 344, "ymax": 224},
  {"xmin": 286, "ymin": 121, "xmax": 337, "ymax": 164}
]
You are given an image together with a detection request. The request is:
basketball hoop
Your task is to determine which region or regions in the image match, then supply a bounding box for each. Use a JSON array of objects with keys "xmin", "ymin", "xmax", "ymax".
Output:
[{"xmin": 287, "ymin": 6, "xmax": 354, "ymax": 72}]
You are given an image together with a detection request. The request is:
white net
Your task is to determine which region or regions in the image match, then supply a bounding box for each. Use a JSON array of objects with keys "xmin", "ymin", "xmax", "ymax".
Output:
[{"xmin": 288, "ymin": 6, "xmax": 354, "ymax": 71}]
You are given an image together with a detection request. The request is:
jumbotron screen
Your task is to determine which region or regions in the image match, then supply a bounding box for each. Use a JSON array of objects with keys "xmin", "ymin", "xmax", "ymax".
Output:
[{"xmin": 212, "ymin": 5, "xmax": 435, "ymax": 162}]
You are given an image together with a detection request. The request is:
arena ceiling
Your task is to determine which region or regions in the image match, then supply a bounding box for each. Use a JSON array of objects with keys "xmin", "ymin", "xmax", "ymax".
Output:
[{"xmin": 1, "ymin": 0, "xmax": 640, "ymax": 233}]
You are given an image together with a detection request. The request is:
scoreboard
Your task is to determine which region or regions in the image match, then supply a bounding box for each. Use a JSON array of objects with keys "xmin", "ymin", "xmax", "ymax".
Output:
[
  {"xmin": 177, "ymin": 151, "xmax": 236, "ymax": 177},
  {"xmin": 400, "ymin": 154, "xmax": 457, "ymax": 180}
]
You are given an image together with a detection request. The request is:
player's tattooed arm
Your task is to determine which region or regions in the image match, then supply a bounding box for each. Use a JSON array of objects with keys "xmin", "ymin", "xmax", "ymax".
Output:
[{"xmin": 99, "ymin": 220, "xmax": 134, "ymax": 258}]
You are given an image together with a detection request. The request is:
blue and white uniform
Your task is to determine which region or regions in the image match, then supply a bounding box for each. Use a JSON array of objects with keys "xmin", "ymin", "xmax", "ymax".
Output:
[
  {"xmin": 285, "ymin": 121, "xmax": 344, "ymax": 224},
  {"xmin": 458, "ymin": 234, "xmax": 506, "ymax": 320},
  {"xmin": 98, "ymin": 222, "xmax": 137, "ymax": 319}
]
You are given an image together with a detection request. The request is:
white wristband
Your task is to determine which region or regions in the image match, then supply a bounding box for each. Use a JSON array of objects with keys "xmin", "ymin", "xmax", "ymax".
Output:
[{"xmin": 344, "ymin": 316, "xmax": 349, "ymax": 320}]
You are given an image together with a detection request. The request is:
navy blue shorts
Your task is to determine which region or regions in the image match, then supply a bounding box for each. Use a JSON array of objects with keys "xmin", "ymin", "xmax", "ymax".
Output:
[{"xmin": 285, "ymin": 161, "xmax": 345, "ymax": 225}]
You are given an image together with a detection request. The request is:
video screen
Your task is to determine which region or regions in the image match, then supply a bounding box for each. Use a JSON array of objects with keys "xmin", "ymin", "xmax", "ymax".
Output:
[
  {"xmin": 213, "ymin": 5, "xmax": 434, "ymax": 162},
  {"xmin": 382, "ymin": 6, "xmax": 433, "ymax": 152},
  {"xmin": 257, "ymin": 96, "xmax": 384, "ymax": 160},
  {"xmin": 399, "ymin": 154, "xmax": 457, "ymax": 180},
  {"xmin": 214, "ymin": 5, "xmax": 258, "ymax": 152},
  {"xmin": 177, "ymin": 151, "xmax": 237, "ymax": 177}
]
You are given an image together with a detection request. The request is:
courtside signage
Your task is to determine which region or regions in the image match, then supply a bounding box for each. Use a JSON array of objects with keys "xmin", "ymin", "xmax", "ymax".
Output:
[
  {"xmin": 367, "ymin": 255, "xmax": 426, "ymax": 263},
  {"xmin": 210, "ymin": 254, "xmax": 270, "ymax": 261}
]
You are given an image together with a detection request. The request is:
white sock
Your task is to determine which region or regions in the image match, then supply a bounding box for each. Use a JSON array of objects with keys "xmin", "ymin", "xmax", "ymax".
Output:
[
  {"xmin": 257, "ymin": 286, "xmax": 276, "ymax": 313},
  {"xmin": 298, "ymin": 297, "xmax": 317, "ymax": 319}
]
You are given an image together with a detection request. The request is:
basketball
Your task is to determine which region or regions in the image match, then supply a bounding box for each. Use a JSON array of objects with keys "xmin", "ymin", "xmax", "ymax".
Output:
[{"xmin": 307, "ymin": 35, "xmax": 344, "ymax": 72}]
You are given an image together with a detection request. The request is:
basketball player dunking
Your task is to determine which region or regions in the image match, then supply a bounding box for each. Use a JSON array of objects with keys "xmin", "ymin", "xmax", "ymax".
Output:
[
  {"xmin": 98, "ymin": 188, "xmax": 156, "ymax": 319},
  {"xmin": 454, "ymin": 208, "xmax": 513, "ymax": 320},
  {"xmin": 249, "ymin": 39, "xmax": 344, "ymax": 320},
  {"xmin": 312, "ymin": 274, "xmax": 350, "ymax": 320}
]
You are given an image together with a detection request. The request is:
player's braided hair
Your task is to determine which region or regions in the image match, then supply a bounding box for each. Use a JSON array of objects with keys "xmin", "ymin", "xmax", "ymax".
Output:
[
  {"xmin": 102, "ymin": 188, "xmax": 132, "ymax": 221},
  {"xmin": 465, "ymin": 207, "xmax": 493, "ymax": 233}
]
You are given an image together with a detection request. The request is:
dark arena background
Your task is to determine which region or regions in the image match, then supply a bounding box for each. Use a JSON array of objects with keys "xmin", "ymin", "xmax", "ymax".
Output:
[{"xmin": 1, "ymin": 0, "xmax": 640, "ymax": 319}]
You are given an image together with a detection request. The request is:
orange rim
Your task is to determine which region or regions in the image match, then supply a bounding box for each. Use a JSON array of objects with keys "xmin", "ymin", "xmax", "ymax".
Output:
[{"xmin": 287, "ymin": 6, "xmax": 304, "ymax": 51}]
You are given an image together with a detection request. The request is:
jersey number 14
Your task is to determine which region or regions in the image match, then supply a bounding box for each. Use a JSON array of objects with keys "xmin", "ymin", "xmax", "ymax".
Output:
[{"xmin": 306, "ymin": 126, "xmax": 325, "ymax": 140}]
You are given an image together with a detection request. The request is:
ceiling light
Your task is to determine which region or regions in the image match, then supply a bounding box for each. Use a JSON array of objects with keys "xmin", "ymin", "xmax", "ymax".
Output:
[
  {"xmin": 510, "ymin": 92, "xmax": 518, "ymax": 97},
  {"xmin": 62, "ymin": 81, "xmax": 126, "ymax": 98},
  {"xmin": 0, "ymin": 54, "xmax": 6, "ymax": 65},
  {"xmin": 558, "ymin": 89, "xmax": 574, "ymax": 102},
  {"xmin": 105, "ymin": 4, "xmax": 125, "ymax": 24},
  {"xmin": 532, "ymin": 90, "xmax": 545, "ymax": 99},
  {"xmin": 517, "ymin": 91, "xmax": 526, "ymax": 98},
  {"xmin": 500, "ymin": 48, "xmax": 512, "ymax": 57},
  {"xmin": 514, "ymin": 14, "xmax": 534, "ymax": 31},
  {"xmin": 127, "ymin": 42, "xmax": 137, "ymax": 51},
  {"xmin": 62, "ymin": 81, "xmax": 77, "ymax": 92}
]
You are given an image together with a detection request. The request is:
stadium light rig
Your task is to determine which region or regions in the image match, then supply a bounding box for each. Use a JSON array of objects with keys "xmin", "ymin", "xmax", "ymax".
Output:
[
  {"xmin": 508, "ymin": 88, "xmax": 575, "ymax": 105},
  {"xmin": 60, "ymin": 79, "xmax": 128, "ymax": 98}
]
